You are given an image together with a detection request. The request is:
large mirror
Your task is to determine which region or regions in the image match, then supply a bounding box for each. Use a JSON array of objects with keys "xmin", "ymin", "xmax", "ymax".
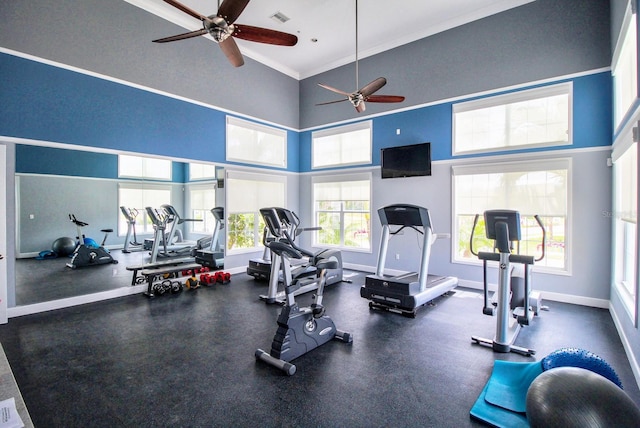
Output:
[{"xmin": 14, "ymin": 143, "xmax": 225, "ymax": 307}]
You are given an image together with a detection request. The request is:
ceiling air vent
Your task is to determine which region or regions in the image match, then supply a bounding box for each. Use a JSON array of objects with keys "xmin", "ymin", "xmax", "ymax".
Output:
[{"xmin": 270, "ymin": 11, "xmax": 290, "ymax": 24}]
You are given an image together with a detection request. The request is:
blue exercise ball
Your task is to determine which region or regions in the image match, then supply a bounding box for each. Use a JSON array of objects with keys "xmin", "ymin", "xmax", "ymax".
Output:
[
  {"xmin": 52, "ymin": 237, "xmax": 75, "ymax": 256},
  {"xmin": 526, "ymin": 366, "xmax": 640, "ymax": 427}
]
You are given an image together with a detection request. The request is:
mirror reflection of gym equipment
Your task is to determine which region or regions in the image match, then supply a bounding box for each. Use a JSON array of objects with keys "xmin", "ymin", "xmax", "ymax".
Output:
[
  {"xmin": 469, "ymin": 209, "xmax": 547, "ymax": 356},
  {"xmin": 13, "ymin": 147, "xmax": 225, "ymax": 307},
  {"xmin": 361, "ymin": 204, "xmax": 458, "ymax": 317}
]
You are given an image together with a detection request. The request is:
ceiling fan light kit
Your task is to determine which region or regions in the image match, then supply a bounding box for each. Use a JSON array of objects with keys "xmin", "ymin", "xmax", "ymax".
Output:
[
  {"xmin": 153, "ymin": 0, "xmax": 298, "ymax": 67},
  {"xmin": 316, "ymin": 0, "xmax": 405, "ymax": 113}
]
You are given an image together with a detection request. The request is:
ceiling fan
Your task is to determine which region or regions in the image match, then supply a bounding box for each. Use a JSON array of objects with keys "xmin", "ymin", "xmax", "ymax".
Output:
[
  {"xmin": 316, "ymin": 0, "xmax": 404, "ymax": 113},
  {"xmin": 152, "ymin": 0, "xmax": 298, "ymax": 67}
]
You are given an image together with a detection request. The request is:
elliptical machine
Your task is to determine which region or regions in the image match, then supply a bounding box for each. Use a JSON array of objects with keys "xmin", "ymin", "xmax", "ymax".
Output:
[
  {"xmin": 470, "ymin": 209, "xmax": 546, "ymax": 356},
  {"xmin": 66, "ymin": 214, "xmax": 118, "ymax": 269},
  {"xmin": 255, "ymin": 207, "xmax": 352, "ymax": 376},
  {"xmin": 119, "ymin": 206, "xmax": 144, "ymax": 253}
]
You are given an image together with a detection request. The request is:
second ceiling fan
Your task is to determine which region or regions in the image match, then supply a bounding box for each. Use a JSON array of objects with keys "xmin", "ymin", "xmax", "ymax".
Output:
[
  {"xmin": 153, "ymin": 0, "xmax": 298, "ymax": 67},
  {"xmin": 317, "ymin": 0, "xmax": 405, "ymax": 113}
]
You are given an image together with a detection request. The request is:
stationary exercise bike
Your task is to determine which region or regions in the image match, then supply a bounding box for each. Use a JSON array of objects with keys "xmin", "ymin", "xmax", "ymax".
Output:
[
  {"xmin": 470, "ymin": 209, "xmax": 546, "ymax": 356},
  {"xmin": 66, "ymin": 214, "xmax": 118, "ymax": 269},
  {"xmin": 255, "ymin": 207, "xmax": 352, "ymax": 375}
]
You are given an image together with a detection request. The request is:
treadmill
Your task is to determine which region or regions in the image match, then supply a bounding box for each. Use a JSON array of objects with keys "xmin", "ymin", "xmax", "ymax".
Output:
[
  {"xmin": 361, "ymin": 204, "xmax": 458, "ymax": 317},
  {"xmin": 194, "ymin": 207, "xmax": 225, "ymax": 269}
]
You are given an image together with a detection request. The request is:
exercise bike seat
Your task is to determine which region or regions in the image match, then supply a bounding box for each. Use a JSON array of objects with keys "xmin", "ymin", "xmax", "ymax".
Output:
[{"xmin": 101, "ymin": 228, "xmax": 113, "ymax": 233}]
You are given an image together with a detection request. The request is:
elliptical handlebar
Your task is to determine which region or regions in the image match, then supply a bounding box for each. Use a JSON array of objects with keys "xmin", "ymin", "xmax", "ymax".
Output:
[
  {"xmin": 533, "ymin": 215, "xmax": 546, "ymax": 262},
  {"xmin": 469, "ymin": 214, "xmax": 480, "ymax": 257},
  {"xmin": 469, "ymin": 211, "xmax": 546, "ymax": 261}
]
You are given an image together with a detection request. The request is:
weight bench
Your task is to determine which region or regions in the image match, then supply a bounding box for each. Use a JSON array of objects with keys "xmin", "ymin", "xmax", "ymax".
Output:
[
  {"xmin": 126, "ymin": 257, "xmax": 195, "ymax": 286},
  {"xmin": 140, "ymin": 262, "xmax": 203, "ymax": 297}
]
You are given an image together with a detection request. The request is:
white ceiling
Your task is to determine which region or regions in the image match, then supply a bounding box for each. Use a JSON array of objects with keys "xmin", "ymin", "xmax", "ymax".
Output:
[{"xmin": 126, "ymin": 0, "xmax": 534, "ymax": 80}]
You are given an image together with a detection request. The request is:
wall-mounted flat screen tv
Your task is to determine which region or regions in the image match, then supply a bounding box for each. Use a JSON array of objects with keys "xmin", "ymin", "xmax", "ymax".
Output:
[{"xmin": 381, "ymin": 142, "xmax": 432, "ymax": 179}]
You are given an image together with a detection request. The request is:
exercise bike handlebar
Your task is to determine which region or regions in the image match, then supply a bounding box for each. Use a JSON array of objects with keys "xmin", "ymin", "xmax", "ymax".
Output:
[{"xmin": 69, "ymin": 214, "xmax": 88, "ymax": 228}]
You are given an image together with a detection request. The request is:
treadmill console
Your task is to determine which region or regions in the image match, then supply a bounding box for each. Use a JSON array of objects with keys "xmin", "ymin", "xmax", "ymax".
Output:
[{"xmin": 379, "ymin": 204, "xmax": 432, "ymax": 229}]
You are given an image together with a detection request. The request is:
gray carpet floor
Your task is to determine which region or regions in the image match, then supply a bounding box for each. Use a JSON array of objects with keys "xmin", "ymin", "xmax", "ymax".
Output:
[{"xmin": 1, "ymin": 268, "xmax": 639, "ymax": 427}]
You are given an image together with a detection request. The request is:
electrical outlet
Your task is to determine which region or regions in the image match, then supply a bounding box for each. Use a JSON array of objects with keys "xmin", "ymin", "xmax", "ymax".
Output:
[{"xmin": 395, "ymin": 253, "xmax": 400, "ymax": 260}]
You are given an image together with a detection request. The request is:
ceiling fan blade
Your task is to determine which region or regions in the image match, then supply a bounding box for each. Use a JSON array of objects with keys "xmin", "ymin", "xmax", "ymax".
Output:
[
  {"xmin": 318, "ymin": 83, "xmax": 351, "ymax": 97},
  {"xmin": 219, "ymin": 37, "xmax": 244, "ymax": 67},
  {"xmin": 359, "ymin": 77, "xmax": 387, "ymax": 97},
  {"xmin": 162, "ymin": 0, "xmax": 208, "ymax": 21},
  {"xmin": 152, "ymin": 29, "xmax": 208, "ymax": 43},
  {"xmin": 366, "ymin": 95, "xmax": 406, "ymax": 103},
  {"xmin": 316, "ymin": 99, "xmax": 349, "ymax": 106},
  {"xmin": 355, "ymin": 102, "xmax": 366, "ymax": 113},
  {"xmin": 218, "ymin": 0, "xmax": 250, "ymax": 24},
  {"xmin": 234, "ymin": 24, "xmax": 298, "ymax": 46}
]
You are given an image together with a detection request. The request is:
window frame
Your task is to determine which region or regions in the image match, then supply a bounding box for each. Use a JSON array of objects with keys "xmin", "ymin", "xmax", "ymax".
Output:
[
  {"xmin": 451, "ymin": 158, "xmax": 572, "ymax": 275},
  {"xmin": 117, "ymin": 183, "xmax": 172, "ymax": 236},
  {"xmin": 452, "ymin": 83, "xmax": 573, "ymax": 156},
  {"xmin": 189, "ymin": 162, "xmax": 217, "ymax": 181},
  {"xmin": 612, "ymin": 2, "xmax": 638, "ymax": 129},
  {"xmin": 225, "ymin": 170, "xmax": 286, "ymax": 254},
  {"xmin": 311, "ymin": 172, "xmax": 372, "ymax": 252},
  {"xmin": 188, "ymin": 183, "xmax": 217, "ymax": 235},
  {"xmin": 226, "ymin": 116, "xmax": 287, "ymax": 169},
  {"xmin": 118, "ymin": 154, "xmax": 172, "ymax": 181},
  {"xmin": 612, "ymin": 124, "xmax": 639, "ymax": 326},
  {"xmin": 312, "ymin": 120, "xmax": 373, "ymax": 169}
]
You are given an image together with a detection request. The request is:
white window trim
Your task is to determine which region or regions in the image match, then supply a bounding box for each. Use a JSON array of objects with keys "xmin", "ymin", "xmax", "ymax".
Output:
[
  {"xmin": 311, "ymin": 171, "xmax": 373, "ymax": 253},
  {"xmin": 451, "ymin": 157, "xmax": 572, "ymax": 275},
  {"xmin": 312, "ymin": 120, "xmax": 373, "ymax": 169},
  {"xmin": 612, "ymin": 2, "xmax": 638, "ymax": 130},
  {"xmin": 611, "ymin": 117, "xmax": 640, "ymax": 326},
  {"xmin": 226, "ymin": 116, "xmax": 287, "ymax": 169},
  {"xmin": 452, "ymin": 82, "xmax": 573, "ymax": 156}
]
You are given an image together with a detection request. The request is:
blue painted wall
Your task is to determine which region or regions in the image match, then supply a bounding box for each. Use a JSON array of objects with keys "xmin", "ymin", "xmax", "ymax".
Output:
[
  {"xmin": 1, "ymin": 53, "xmax": 297, "ymax": 173},
  {"xmin": 299, "ymin": 72, "xmax": 613, "ymax": 173}
]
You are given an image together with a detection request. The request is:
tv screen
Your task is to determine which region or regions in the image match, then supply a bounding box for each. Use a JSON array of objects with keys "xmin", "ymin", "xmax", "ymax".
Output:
[{"xmin": 381, "ymin": 142, "xmax": 431, "ymax": 179}]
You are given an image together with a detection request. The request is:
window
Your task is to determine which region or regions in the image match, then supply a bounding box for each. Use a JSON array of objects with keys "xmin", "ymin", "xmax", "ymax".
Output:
[
  {"xmin": 453, "ymin": 83, "xmax": 571, "ymax": 155},
  {"xmin": 312, "ymin": 173, "xmax": 371, "ymax": 251},
  {"xmin": 225, "ymin": 171, "xmax": 286, "ymax": 252},
  {"xmin": 226, "ymin": 116, "xmax": 287, "ymax": 168},
  {"xmin": 118, "ymin": 184, "xmax": 171, "ymax": 236},
  {"xmin": 453, "ymin": 159, "xmax": 570, "ymax": 272},
  {"xmin": 312, "ymin": 121, "xmax": 372, "ymax": 169},
  {"xmin": 118, "ymin": 154, "xmax": 172, "ymax": 180},
  {"xmin": 613, "ymin": 138, "xmax": 638, "ymax": 323},
  {"xmin": 612, "ymin": 4, "xmax": 638, "ymax": 127},
  {"xmin": 189, "ymin": 162, "xmax": 217, "ymax": 181},
  {"xmin": 189, "ymin": 185, "xmax": 216, "ymax": 234}
]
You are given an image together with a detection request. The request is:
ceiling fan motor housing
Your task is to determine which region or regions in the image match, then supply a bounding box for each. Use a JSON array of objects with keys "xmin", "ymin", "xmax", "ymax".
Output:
[{"xmin": 205, "ymin": 16, "xmax": 234, "ymax": 43}]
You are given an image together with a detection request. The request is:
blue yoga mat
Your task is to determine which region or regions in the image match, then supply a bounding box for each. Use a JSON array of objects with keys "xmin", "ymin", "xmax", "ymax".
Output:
[{"xmin": 470, "ymin": 360, "xmax": 543, "ymax": 427}]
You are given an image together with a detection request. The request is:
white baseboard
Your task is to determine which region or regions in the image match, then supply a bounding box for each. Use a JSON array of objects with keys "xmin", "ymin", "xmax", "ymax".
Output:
[
  {"xmin": 8, "ymin": 284, "xmax": 148, "ymax": 318},
  {"xmin": 346, "ymin": 265, "xmax": 610, "ymax": 309}
]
